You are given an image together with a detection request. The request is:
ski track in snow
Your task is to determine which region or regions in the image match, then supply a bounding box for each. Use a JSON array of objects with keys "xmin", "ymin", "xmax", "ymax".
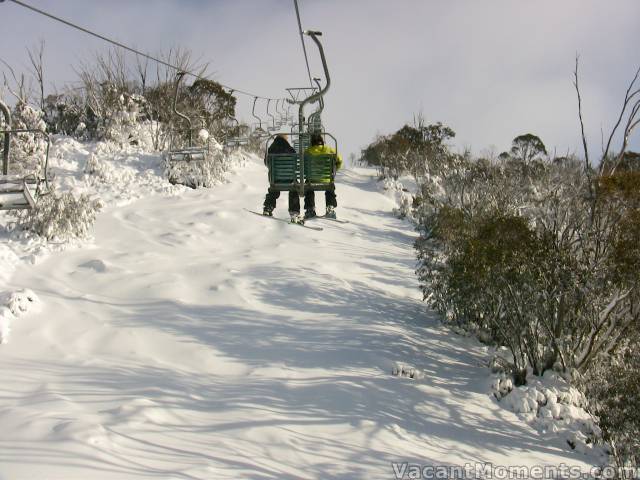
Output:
[{"xmin": 0, "ymin": 154, "xmax": 597, "ymax": 479}]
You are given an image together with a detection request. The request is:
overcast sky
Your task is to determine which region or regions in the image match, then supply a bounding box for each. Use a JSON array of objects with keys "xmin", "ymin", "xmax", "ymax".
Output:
[{"xmin": 1, "ymin": 0, "xmax": 639, "ymax": 159}]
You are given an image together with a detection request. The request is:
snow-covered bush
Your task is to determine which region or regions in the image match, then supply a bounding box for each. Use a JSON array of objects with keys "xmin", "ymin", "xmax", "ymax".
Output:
[
  {"xmin": 582, "ymin": 345, "xmax": 640, "ymax": 469},
  {"xmin": 492, "ymin": 369, "xmax": 607, "ymax": 459},
  {"xmin": 104, "ymin": 92, "xmax": 150, "ymax": 148},
  {"xmin": 84, "ymin": 151, "xmax": 120, "ymax": 183},
  {"xmin": 360, "ymin": 120, "xmax": 455, "ymax": 182},
  {"xmin": 43, "ymin": 92, "xmax": 86, "ymax": 137},
  {"xmin": 4, "ymin": 102, "xmax": 49, "ymax": 178},
  {"xmin": 12, "ymin": 192, "xmax": 103, "ymax": 241},
  {"xmin": 356, "ymin": 110, "xmax": 640, "ymax": 463},
  {"xmin": 407, "ymin": 137, "xmax": 640, "ymax": 463},
  {"xmin": 0, "ymin": 289, "xmax": 39, "ymax": 344},
  {"xmin": 393, "ymin": 191, "xmax": 413, "ymax": 219}
]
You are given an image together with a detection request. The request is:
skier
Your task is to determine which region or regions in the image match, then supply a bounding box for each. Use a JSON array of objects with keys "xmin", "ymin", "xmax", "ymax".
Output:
[
  {"xmin": 303, "ymin": 133, "xmax": 343, "ymax": 219},
  {"xmin": 262, "ymin": 134, "xmax": 303, "ymax": 222}
]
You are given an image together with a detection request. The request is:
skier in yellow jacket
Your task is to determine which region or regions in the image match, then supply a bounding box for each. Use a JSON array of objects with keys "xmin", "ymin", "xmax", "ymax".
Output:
[{"xmin": 303, "ymin": 133, "xmax": 343, "ymax": 219}]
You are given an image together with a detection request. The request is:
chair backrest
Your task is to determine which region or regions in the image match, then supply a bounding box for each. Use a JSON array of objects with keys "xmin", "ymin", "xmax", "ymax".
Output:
[
  {"xmin": 267, "ymin": 153, "xmax": 299, "ymax": 187},
  {"xmin": 304, "ymin": 153, "xmax": 335, "ymax": 184}
]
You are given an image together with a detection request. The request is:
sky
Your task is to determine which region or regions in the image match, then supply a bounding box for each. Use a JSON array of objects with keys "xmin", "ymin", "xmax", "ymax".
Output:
[{"xmin": 1, "ymin": 0, "xmax": 639, "ymax": 160}]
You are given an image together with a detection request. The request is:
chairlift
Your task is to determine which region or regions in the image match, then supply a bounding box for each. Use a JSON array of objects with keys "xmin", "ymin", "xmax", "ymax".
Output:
[
  {"xmin": 218, "ymin": 88, "xmax": 248, "ymax": 148},
  {"xmin": 250, "ymin": 97, "xmax": 269, "ymax": 139},
  {"xmin": 266, "ymin": 130, "xmax": 338, "ymax": 193},
  {"xmin": 164, "ymin": 72, "xmax": 212, "ymax": 188},
  {"xmin": 266, "ymin": 99, "xmax": 278, "ymax": 133},
  {"xmin": 165, "ymin": 71, "xmax": 208, "ymax": 165},
  {"xmin": 265, "ymin": 31, "xmax": 338, "ymax": 196},
  {"xmin": 274, "ymin": 99, "xmax": 286, "ymax": 128},
  {"xmin": 0, "ymin": 100, "xmax": 52, "ymax": 211},
  {"xmin": 224, "ymin": 116, "xmax": 249, "ymax": 148}
]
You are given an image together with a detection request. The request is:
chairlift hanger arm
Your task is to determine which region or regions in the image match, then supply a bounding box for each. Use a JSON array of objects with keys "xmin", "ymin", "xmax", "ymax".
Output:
[
  {"xmin": 266, "ymin": 99, "xmax": 275, "ymax": 127},
  {"xmin": 251, "ymin": 96, "xmax": 263, "ymax": 129},
  {"xmin": 313, "ymin": 78, "xmax": 324, "ymax": 111},
  {"xmin": 299, "ymin": 31, "xmax": 330, "ymax": 108},
  {"xmin": 1, "ymin": 100, "xmax": 10, "ymax": 175},
  {"xmin": 173, "ymin": 71, "xmax": 194, "ymax": 146}
]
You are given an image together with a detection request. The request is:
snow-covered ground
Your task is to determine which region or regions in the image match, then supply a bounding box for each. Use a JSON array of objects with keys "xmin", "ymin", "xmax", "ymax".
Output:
[{"xmin": 0, "ymin": 144, "xmax": 601, "ymax": 479}]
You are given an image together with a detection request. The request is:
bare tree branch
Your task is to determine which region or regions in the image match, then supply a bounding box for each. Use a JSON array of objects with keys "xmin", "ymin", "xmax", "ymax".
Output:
[
  {"xmin": 573, "ymin": 56, "xmax": 591, "ymax": 174},
  {"xmin": 0, "ymin": 58, "xmax": 29, "ymax": 104},
  {"xmin": 27, "ymin": 39, "xmax": 45, "ymax": 111},
  {"xmin": 602, "ymin": 65, "xmax": 640, "ymax": 171}
]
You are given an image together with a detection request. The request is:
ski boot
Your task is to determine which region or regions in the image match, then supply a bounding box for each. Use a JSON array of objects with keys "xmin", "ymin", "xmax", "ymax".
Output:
[
  {"xmin": 290, "ymin": 212, "xmax": 305, "ymax": 224},
  {"xmin": 263, "ymin": 207, "xmax": 273, "ymax": 216},
  {"xmin": 325, "ymin": 206, "xmax": 336, "ymax": 219},
  {"xmin": 304, "ymin": 208, "xmax": 317, "ymax": 220}
]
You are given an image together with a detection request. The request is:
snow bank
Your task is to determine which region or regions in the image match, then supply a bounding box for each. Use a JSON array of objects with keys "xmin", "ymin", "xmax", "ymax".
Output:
[
  {"xmin": 0, "ymin": 244, "xmax": 21, "ymax": 288},
  {"xmin": 491, "ymin": 370, "xmax": 608, "ymax": 461},
  {"xmin": 0, "ymin": 133, "xmax": 249, "ymax": 344},
  {"xmin": 1, "ymin": 163, "xmax": 603, "ymax": 477}
]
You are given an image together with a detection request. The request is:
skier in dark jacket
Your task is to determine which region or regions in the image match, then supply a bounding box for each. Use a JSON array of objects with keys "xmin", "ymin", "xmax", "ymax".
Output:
[{"xmin": 262, "ymin": 135, "xmax": 302, "ymax": 220}]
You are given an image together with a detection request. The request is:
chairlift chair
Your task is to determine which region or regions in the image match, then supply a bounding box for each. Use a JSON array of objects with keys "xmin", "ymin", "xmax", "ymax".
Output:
[
  {"xmin": 224, "ymin": 117, "xmax": 249, "ymax": 148},
  {"xmin": 265, "ymin": 131, "xmax": 337, "ymax": 193},
  {"xmin": 274, "ymin": 99, "xmax": 286, "ymax": 128},
  {"xmin": 0, "ymin": 100, "xmax": 52, "ymax": 211},
  {"xmin": 265, "ymin": 99, "xmax": 279, "ymax": 133},
  {"xmin": 221, "ymin": 89, "xmax": 246, "ymax": 148},
  {"xmin": 250, "ymin": 97, "xmax": 271, "ymax": 139},
  {"xmin": 165, "ymin": 72, "xmax": 208, "ymax": 165},
  {"xmin": 265, "ymin": 31, "xmax": 337, "ymax": 196}
]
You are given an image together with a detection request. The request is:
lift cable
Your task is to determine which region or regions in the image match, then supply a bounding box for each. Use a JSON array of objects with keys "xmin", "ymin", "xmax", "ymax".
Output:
[
  {"xmin": 292, "ymin": 0, "xmax": 314, "ymax": 89},
  {"xmin": 3, "ymin": 0, "xmax": 283, "ymax": 101}
]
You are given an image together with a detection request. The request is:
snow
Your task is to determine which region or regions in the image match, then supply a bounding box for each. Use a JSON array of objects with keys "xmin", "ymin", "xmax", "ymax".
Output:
[{"xmin": 0, "ymin": 140, "xmax": 602, "ymax": 479}]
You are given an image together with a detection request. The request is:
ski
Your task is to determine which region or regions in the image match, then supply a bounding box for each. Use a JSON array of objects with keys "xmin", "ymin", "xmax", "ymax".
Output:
[
  {"xmin": 307, "ymin": 215, "xmax": 349, "ymax": 224},
  {"xmin": 244, "ymin": 209, "xmax": 324, "ymax": 231}
]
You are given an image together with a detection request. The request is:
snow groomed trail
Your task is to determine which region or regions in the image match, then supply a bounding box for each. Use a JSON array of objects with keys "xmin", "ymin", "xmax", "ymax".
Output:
[{"xmin": 1, "ymin": 155, "xmax": 595, "ymax": 479}]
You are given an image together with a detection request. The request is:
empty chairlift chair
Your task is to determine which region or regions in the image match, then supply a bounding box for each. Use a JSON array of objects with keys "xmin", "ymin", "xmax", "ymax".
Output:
[
  {"xmin": 165, "ymin": 72, "xmax": 210, "ymax": 187},
  {"xmin": 224, "ymin": 117, "xmax": 249, "ymax": 149},
  {"xmin": 166, "ymin": 72, "xmax": 208, "ymax": 165},
  {"xmin": 0, "ymin": 100, "xmax": 52, "ymax": 211},
  {"xmin": 266, "ymin": 99, "xmax": 279, "ymax": 133},
  {"xmin": 250, "ymin": 97, "xmax": 270, "ymax": 141},
  {"xmin": 222, "ymin": 90, "xmax": 249, "ymax": 149}
]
